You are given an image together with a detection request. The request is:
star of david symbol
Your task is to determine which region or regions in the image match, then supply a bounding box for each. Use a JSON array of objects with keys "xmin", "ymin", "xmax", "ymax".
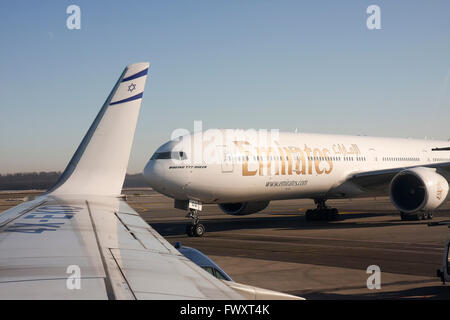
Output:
[{"xmin": 128, "ymin": 83, "xmax": 136, "ymax": 92}]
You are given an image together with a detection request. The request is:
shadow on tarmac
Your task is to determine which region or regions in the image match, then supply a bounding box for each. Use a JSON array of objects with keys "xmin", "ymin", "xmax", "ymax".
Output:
[
  {"xmin": 149, "ymin": 212, "xmax": 440, "ymax": 237},
  {"xmin": 298, "ymin": 284, "xmax": 450, "ymax": 300}
]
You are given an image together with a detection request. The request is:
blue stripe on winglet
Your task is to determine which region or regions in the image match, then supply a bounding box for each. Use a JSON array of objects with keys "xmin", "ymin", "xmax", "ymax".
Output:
[
  {"xmin": 110, "ymin": 92, "xmax": 143, "ymax": 106},
  {"xmin": 122, "ymin": 68, "xmax": 148, "ymax": 82}
]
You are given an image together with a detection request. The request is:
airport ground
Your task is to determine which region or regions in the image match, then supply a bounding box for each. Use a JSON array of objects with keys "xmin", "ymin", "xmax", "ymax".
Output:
[{"xmin": 1, "ymin": 188, "xmax": 450, "ymax": 300}]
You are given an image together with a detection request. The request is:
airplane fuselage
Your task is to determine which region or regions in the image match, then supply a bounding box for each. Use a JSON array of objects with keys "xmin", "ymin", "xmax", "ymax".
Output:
[{"xmin": 143, "ymin": 131, "xmax": 450, "ymax": 204}]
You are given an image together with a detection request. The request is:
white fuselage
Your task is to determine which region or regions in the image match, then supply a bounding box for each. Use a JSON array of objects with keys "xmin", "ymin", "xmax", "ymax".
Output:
[{"xmin": 143, "ymin": 130, "xmax": 450, "ymax": 204}]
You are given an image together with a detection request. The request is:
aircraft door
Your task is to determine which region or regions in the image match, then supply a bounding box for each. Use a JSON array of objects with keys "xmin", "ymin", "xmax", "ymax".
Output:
[
  {"xmin": 368, "ymin": 147, "xmax": 379, "ymax": 169},
  {"xmin": 217, "ymin": 145, "xmax": 234, "ymax": 173}
]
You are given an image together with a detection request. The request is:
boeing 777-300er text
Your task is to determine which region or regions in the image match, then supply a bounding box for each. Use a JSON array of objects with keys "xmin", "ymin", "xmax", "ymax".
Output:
[
  {"xmin": 0, "ymin": 63, "xmax": 300, "ymax": 300},
  {"xmin": 144, "ymin": 128, "xmax": 450, "ymax": 237}
]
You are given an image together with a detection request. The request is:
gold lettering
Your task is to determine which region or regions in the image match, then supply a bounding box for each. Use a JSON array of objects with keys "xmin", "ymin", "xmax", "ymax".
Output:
[
  {"xmin": 234, "ymin": 142, "xmax": 337, "ymax": 177},
  {"xmin": 332, "ymin": 144, "xmax": 340, "ymax": 154},
  {"xmin": 278, "ymin": 147, "xmax": 286, "ymax": 175},
  {"xmin": 304, "ymin": 145, "xmax": 313, "ymax": 174},
  {"xmin": 322, "ymin": 148, "xmax": 333, "ymax": 174},
  {"xmin": 313, "ymin": 148, "xmax": 324, "ymax": 174},
  {"xmin": 257, "ymin": 147, "xmax": 264, "ymax": 176},
  {"xmin": 234, "ymin": 141, "xmax": 257, "ymax": 176},
  {"xmin": 283, "ymin": 147, "xmax": 294, "ymax": 175},
  {"xmin": 265, "ymin": 147, "xmax": 279, "ymax": 176},
  {"xmin": 294, "ymin": 147, "xmax": 306, "ymax": 175}
]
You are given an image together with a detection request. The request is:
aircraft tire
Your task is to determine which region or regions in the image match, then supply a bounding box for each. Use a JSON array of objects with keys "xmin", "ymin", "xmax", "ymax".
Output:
[{"xmin": 193, "ymin": 224, "xmax": 205, "ymax": 237}]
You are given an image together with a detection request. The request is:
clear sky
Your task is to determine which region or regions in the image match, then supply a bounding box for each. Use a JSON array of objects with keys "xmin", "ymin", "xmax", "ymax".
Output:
[{"xmin": 1, "ymin": 1, "xmax": 450, "ymax": 174}]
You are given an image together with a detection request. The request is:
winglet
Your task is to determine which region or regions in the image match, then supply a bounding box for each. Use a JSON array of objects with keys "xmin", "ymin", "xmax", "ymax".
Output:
[{"xmin": 48, "ymin": 62, "xmax": 150, "ymax": 197}]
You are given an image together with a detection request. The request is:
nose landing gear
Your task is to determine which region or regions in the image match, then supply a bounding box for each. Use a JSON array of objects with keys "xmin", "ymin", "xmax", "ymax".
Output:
[
  {"xmin": 185, "ymin": 200, "xmax": 205, "ymax": 237},
  {"xmin": 186, "ymin": 221, "xmax": 205, "ymax": 237}
]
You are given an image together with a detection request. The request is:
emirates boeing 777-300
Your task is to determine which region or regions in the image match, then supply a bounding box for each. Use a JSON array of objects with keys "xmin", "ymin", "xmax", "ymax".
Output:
[{"xmin": 144, "ymin": 129, "xmax": 450, "ymax": 237}]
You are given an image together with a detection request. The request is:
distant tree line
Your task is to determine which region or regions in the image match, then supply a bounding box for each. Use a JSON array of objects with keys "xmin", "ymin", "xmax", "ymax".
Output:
[{"xmin": 0, "ymin": 172, "xmax": 148, "ymax": 191}]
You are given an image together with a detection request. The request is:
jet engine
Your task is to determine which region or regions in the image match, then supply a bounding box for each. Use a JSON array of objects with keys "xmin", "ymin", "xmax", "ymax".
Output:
[
  {"xmin": 218, "ymin": 201, "xmax": 270, "ymax": 216},
  {"xmin": 390, "ymin": 167, "xmax": 449, "ymax": 214}
]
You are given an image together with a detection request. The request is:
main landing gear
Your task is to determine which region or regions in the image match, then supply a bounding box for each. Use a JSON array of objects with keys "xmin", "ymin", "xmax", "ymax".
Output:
[
  {"xmin": 185, "ymin": 208, "xmax": 206, "ymax": 237},
  {"xmin": 400, "ymin": 212, "xmax": 433, "ymax": 221},
  {"xmin": 305, "ymin": 199, "xmax": 340, "ymax": 221}
]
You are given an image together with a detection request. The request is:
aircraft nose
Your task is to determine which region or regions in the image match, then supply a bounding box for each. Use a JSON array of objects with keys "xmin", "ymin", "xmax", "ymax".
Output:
[
  {"xmin": 143, "ymin": 159, "xmax": 163, "ymax": 189},
  {"xmin": 142, "ymin": 147, "xmax": 191, "ymax": 199}
]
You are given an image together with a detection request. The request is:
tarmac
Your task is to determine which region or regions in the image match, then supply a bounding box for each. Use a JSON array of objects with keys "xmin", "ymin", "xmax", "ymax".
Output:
[{"xmin": 2, "ymin": 188, "xmax": 450, "ymax": 299}]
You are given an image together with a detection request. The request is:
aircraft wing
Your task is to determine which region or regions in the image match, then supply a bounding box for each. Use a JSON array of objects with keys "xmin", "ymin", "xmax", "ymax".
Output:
[
  {"xmin": 0, "ymin": 195, "xmax": 241, "ymax": 299},
  {"xmin": 345, "ymin": 162, "xmax": 450, "ymax": 194},
  {"xmin": 0, "ymin": 63, "xmax": 242, "ymax": 300}
]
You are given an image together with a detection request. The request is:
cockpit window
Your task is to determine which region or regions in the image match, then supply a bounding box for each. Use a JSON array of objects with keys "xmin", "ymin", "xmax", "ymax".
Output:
[
  {"xmin": 202, "ymin": 266, "xmax": 215, "ymax": 276},
  {"xmin": 213, "ymin": 268, "xmax": 229, "ymax": 280},
  {"xmin": 151, "ymin": 151, "xmax": 187, "ymax": 160},
  {"xmin": 201, "ymin": 266, "xmax": 230, "ymax": 281}
]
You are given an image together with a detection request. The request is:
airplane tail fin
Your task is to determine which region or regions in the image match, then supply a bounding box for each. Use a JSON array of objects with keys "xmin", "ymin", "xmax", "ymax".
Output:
[{"xmin": 48, "ymin": 62, "xmax": 150, "ymax": 197}]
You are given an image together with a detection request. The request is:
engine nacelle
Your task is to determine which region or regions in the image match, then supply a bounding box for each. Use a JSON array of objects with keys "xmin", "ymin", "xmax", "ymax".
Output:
[
  {"xmin": 218, "ymin": 201, "xmax": 270, "ymax": 216},
  {"xmin": 390, "ymin": 167, "xmax": 449, "ymax": 214}
]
